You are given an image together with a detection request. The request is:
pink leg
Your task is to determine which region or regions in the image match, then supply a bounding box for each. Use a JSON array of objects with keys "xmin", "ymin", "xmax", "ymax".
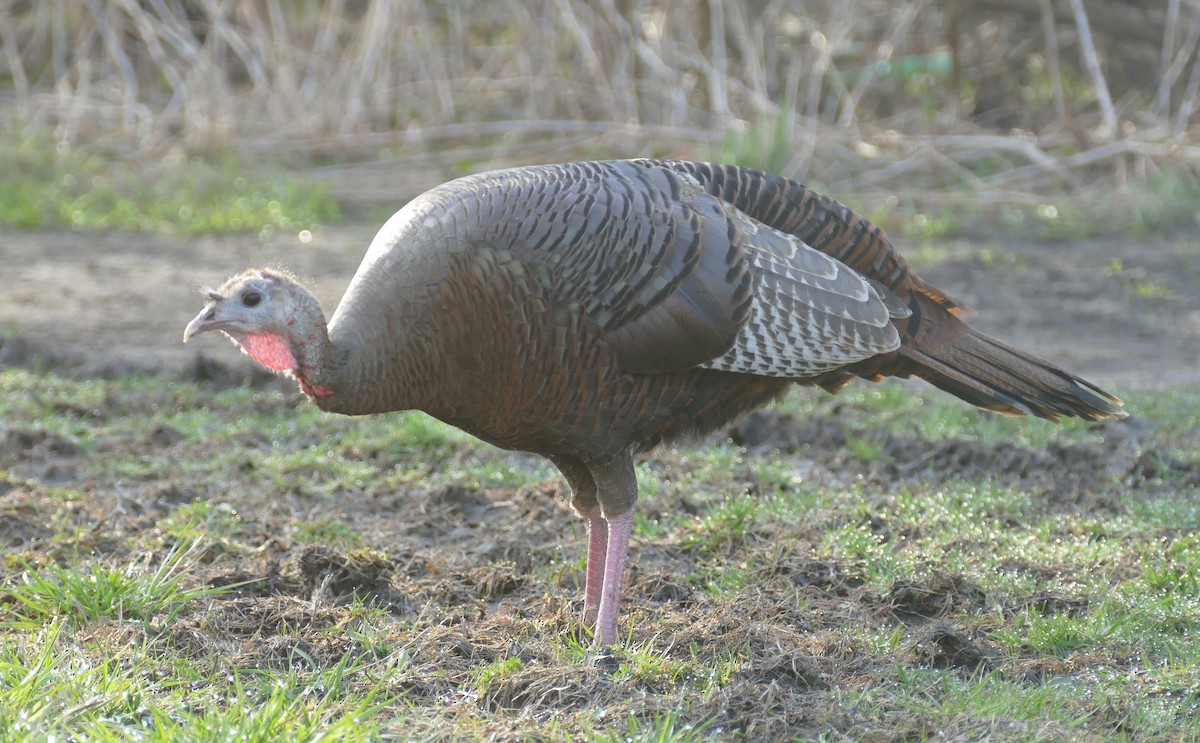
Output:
[
  {"xmin": 593, "ymin": 509, "xmax": 634, "ymax": 647},
  {"xmin": 582, "ymin": 507, "xmax": 608, "ymax": 626}
]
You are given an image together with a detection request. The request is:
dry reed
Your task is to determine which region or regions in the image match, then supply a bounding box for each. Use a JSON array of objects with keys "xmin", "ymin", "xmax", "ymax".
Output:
[{"xmin": 2, "ymin": 0, "xmax": 1198, "ymax": 196}]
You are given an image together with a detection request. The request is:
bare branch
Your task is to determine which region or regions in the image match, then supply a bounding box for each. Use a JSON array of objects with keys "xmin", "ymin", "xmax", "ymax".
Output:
[
  {"xmin": 1159, "ymin": 0, "xmax": 1181, "ymax": 114},
  {"xmin": 1067, "ymin": 0, "xmax": 1117, "ymax": 142},
  {"xmin": 1037, "ymin": 0, "xmax": 1066, "ymax": 125}
]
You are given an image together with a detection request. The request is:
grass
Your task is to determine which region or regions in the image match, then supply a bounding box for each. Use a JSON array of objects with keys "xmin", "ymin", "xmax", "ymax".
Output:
[
  {"xmin": 589, "ymin": 711, "xmax": 715, "ymax": 743},
  {"xmin": 885, "ymin": 668, "xmax": 1099, "ymax": 734},
  {"xmin": 0, "ymin": 366, "xmax": 1198, "ymax": 740},
  {"xmin": 846, "ymin": 164, "xmax": 1200, "ymax": 245},
  {"xmin": 1, "ymin": 533, "xmax": 217, "ymax": 629},
  {"xmin": 716, "ymin": 106, "xmax": 795, "ymax": 175},
  {"xmin": 0, "ymin": 136, "xmax": 341, "ymax": 236},
  {"xmin": 472, "ymin": 656, "xmax": 524, "ymax": 696},
  {"xmin": 0, "ymin": 623, "xmax": 397, "ymax": 741}
]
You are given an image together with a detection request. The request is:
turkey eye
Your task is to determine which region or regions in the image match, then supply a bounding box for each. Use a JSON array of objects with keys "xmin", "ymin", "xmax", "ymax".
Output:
[{"xmin": 242, "ymin": 291, "xmax": 262, "ymax": 307}]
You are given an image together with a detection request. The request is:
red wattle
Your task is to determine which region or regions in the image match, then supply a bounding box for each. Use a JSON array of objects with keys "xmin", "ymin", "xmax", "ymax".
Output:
[{"xmin": 236, "ymin": 332, "xmax": 297, "ymax": 372}]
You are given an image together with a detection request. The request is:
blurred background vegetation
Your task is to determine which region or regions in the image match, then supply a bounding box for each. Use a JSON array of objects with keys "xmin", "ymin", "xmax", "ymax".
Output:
[{"xmin": 2, "ymin": 0, "xmax": 1198, "ymax": 234}]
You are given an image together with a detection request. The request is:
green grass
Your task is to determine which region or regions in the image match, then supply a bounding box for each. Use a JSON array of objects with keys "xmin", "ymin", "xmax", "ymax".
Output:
[
  {"xmin": 156, "ymin": 502, "xmax": 245, "ymax": 548},
  {"xmin": 715, "ymin": 106, "xmax": 794, "ymax": 175},
  {"xmin": 613, "ymin": 641, "xmax": 697, "ymax": 690},
  {"xmin": 1, "ymin": 366, "xmax": 1198, "ymax": 740},
  {"xmin": 588, "ymin": 711, "xmax": 715, "ymax": 743},
  {"xmin": 0, "ymin": 136, "xmax": 340, "ymax": 235},
  {"xmin": 143, "ymin": 666, "xmax": 394, "ymax": 742},
  {"xmin": 471, "ymin": 655, "xmax": 524, "ymax": 696},
  {"xmin": 679, "ymin": 494, "xmax": 759, "ymax": 556},
  {"xmin": 884, "ymin": 668, "xmax": 1100, "ymax": 734},
  {"xmin": 294, "ymin": 519, "xmax": 364, "ymax": 547},
  {"xmin": 2, "ymin": 533, "xmax": 219, "ymax": 629},
  {"xmin": 0, "ymin": 624, "xmax": 396, "ymax": 741},
  {"xmin": 842, "ymin": 165, "xmax": 1200, "ymax": 244}
]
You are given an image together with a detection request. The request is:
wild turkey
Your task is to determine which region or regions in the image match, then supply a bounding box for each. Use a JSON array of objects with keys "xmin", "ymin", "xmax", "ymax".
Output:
[{"xmin": 184, "ymin": 159, "xmax": 1123, "ymax": 646}]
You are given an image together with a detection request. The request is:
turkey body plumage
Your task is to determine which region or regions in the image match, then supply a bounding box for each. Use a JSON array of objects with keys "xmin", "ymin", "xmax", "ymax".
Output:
[{"xmin": 185, "ymin": 159, "xmax": 1124, "ymax": 646}]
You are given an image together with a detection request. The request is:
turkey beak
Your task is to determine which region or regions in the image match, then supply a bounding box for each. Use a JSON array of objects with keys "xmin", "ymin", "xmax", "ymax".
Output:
[{"xmin": 183, "ymin": 306, "xmax": 220, "ymax": 343}]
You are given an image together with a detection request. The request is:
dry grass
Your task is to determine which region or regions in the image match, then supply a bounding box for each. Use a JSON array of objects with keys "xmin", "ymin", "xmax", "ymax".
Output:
[{"xmin": 3, "ymin": 0, "xmax": 1200, "ymax": 199}]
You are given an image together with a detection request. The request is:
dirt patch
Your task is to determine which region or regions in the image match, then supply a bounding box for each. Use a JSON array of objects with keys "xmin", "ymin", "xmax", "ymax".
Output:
[
  {"xmin": 2, "ymin": 227, "xmax": 1198, "ymax": 388},
  {"xmin": 882, "ymin": 573, "xmax": 987, "ymax": 621},
  {"xmin": 0, "ymin": 485, "xmax": 57, "ymax": 547},
  {"xmin": 914, "ymin": 236, "xmax": 1200, "ymax": 389},
  {"xmin": 0, "ymin": 226, "xmax": 373, "ymax": 378},
  {"xmin": 161, "ymin": 594, "xmax": 360, "ymax": 672},
  {"xmin": 1, "ymin": 429, "xmax": 84, "ymax": 486},
  {"xmin": 295, "ymin": 544, "xmax": 404, "ymax": 604},
  {"xmin": 910, "ymin": 625, "xmax": 996, "ymax": 672},
  {"xmin": 729, "ymin": 409, "xmax": 1196, "ymax": 502},
  {"xmin": 758, "ymin": 553, "xmax": 867, "ymax": 596}
]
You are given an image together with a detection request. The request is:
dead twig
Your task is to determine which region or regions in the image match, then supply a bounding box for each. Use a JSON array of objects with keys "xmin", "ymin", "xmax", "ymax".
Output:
[
  {"xmin": 1067, "ymin": 0, "xmax": 1117, "ymax": 142},
  {"xmin": 1036, "ymin": 0, "xmax": 1067, "ymax": 128},
  {"xmin": 1158, "ymin": 0, "xmax": 1181, "ymax": 115}
]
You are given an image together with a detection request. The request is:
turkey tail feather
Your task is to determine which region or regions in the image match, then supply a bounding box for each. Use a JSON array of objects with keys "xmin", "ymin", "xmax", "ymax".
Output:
[{"xmin": 905, "ymin": 329, "xmax": 1124, "ymax": 421}]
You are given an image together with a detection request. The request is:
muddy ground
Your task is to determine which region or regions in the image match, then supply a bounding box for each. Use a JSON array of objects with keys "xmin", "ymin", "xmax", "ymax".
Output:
[{"xmin": 1, "ymin": 214, "xmax": 1199, "ymax": 739}]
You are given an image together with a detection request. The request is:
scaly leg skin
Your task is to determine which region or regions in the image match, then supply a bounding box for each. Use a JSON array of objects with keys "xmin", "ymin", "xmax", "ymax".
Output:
[
  {"xmin": 592, "ymin": 509, "xmax": 635, "ymax": 648},
  {"xmin": 582, "ymin": 507, "xmax": 608, "ymax": 627}
]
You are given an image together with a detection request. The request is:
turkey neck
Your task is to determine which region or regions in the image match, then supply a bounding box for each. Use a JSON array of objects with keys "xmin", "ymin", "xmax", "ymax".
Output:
[
  {"xmin": 309, "ymin": 208, "xmax": 452, "ymax": 418},
  {"xmin": 280, "ymin": 287, "xmax": 341, "ymax": 403},
  {"xmin": 309, "ymin": 295, "xmax": 431, "ymax": 418}
]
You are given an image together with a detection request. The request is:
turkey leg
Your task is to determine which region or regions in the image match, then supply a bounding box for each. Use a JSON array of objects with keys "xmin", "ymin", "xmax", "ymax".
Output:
[
  {"xmin": 587, "ymin": 453, "xmax": 638, "ymax": 646},
  {"xmin": 593, "ymin": 509, "xmax": 634, "ymax": 646},
  {"xmin": 583, "ymin": 509, "xmax": 608, "ymax": 625}
]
